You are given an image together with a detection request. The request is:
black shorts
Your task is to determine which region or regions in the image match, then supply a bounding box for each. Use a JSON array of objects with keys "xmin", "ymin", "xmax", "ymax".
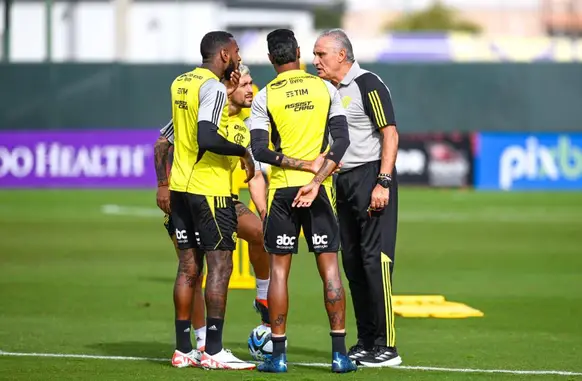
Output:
[
  {"xmin": 165, "ymin": 201, "xmax": 248, "ymax": 238},
  {"xmin": 164, "ymin": 213, "xmax": 175, "ymax": 238},
  {"xmin": 170, "ymin": 191, "xmax": 237, "ymax": 251},
  {"xmin": 264, "ymin": 185, "xmax": 340, "ymax": 254}
]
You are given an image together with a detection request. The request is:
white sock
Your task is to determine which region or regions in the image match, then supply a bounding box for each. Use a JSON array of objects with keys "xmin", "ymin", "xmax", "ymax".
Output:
[
  {"xmin": 194, "ymin": 326, "xmax": 206, "ymax": 350},
  {"xmin": 256, "ymin": 278, "xmax": 270, "ymax": 300}
]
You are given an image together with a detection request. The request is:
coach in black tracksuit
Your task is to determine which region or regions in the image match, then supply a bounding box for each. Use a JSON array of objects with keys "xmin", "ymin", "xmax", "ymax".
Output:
[{"xmin": 313, "ymin": 29, "xmax": 402, "ymax": 367}]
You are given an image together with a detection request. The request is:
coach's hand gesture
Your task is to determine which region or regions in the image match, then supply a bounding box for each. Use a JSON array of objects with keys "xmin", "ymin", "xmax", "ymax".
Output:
[
  {"xmin": 156, "ymin": 184, "xmax": 171, "ymax": 214},
  {"xmin": 369, "ymin": 184, "xmax": 389, "ymax": 212}
]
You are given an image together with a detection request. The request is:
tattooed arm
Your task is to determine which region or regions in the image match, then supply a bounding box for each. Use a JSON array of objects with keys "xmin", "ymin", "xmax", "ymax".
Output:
[
  {"xmin": 156, "ymin": 119, "xmax": 175, "ymax": 184},
  {"xmin": 155, "ymin": 135, "xmax": 172, "ymax": 214},
  {"xmin": 155, "ymin": 119, "xmax": 176, "ymax": 213},
  {"xmin": 250, "ymin": 130, "xmax": 318, "ymax": 172},
  {"xmin": 292, "ymin": 159, "xmax": 338, "ymax": 208},
  {"xmin": 312, "ymin": 159, "xmax": 339, "ymax": 186},
  {"xmin": 155, "ymin": 136, "xmax": 171, "ymax": 186},
  {"xmin": 248, "ymin": 167, "xmax": 267, "ymax": 219}
]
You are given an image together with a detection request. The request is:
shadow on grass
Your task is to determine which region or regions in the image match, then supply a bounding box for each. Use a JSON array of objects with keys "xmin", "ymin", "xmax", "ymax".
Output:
[
  {"xmin": 223, "ymin": 341, "xmax": 329, "ymax": 363},
  {"xmin": 86, "ymin": 341, "xmax": 170, "ymax": 365},
  {"xmin": 88, "ymin": 340, "xmax": 332, "ymax": 372}
]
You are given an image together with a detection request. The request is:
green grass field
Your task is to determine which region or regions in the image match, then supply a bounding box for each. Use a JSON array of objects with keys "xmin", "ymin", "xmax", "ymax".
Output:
[{"xmin": 1, "ymin": 189, "xmax": 581, "ymax": 380}]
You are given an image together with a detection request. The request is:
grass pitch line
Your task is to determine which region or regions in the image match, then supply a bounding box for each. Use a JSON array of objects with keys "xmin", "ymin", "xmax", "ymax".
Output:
[
  {"xmin": 394, "ymin": 366, "xmax": 582, "ymax": 376},
  {"xmin": 0, "ymin": 350, "xmax": 167, "ymax": 362},
  {"xmin": 1, "ymin": 350, "xmax": 581, "ymax": 376},
  {"xmin": 100, "ymin": 204, "xmax": 579, "ymax": 224},
  {"xmin": 101, "ymin": 204, "xmax": 163, "ymax": 218}
]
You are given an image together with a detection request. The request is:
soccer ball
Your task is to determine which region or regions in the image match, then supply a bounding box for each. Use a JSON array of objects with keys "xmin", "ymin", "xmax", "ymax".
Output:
[
  {"xmin": 247, "ymin": 324, "xmax": 287, "ymax": 361},
  {"xmin": 248, "ymin": 324, "xmax": 273, "ymax": 360}
]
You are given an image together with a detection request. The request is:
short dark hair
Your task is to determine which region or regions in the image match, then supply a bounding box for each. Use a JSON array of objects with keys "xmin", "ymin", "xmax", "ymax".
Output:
[
  {"xmin": 267, "ymin": 29, "xmax": 298, "ymax": 66},
  {"xmin": 200, "ymin": 31, "xmax": 234, "ymax": 61}
]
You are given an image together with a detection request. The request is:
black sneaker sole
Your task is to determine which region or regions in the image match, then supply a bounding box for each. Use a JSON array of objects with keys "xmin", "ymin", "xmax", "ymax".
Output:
[
  {"xmin": 357, "ymin": 355, "xmax": 402, "ymax": 368},
  {"xmin": 253, "ymin": 300, "xmax": 270, "ymax": 325}
]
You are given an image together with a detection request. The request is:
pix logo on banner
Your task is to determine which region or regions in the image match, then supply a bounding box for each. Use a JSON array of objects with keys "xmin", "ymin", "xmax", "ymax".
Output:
[
  {"xmin": 476, "ymin": 133, "xmax": 582, "ymax": 191},
  {"xmin": 500, "ymin": 136, "xmax": 582, "ymax": 190}
]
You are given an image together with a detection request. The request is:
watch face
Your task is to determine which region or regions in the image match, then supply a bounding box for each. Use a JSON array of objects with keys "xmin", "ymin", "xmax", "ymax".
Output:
[{"xmin": 378, "ymin": 178, "xmax": 390, "ymax": 188}]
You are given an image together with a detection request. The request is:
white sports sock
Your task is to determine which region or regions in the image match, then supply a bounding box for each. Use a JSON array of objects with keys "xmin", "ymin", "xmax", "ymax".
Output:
[
  {"xmin": 256, "ymin": 278, "xmax": 269, "ymax": 300},
  {"xmin": 194, "ymin": 326, "xmax": 206, "ymax": 350}
]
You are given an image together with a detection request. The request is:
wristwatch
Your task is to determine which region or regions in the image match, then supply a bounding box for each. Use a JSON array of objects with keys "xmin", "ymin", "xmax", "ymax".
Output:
[{"xmin": 376, "ymin": 173, "xmax": 392, "ymax": 189}]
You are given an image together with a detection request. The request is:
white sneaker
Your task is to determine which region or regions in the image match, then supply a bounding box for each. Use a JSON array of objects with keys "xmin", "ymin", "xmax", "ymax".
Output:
[
  {"xmin": 171, "ymin": 349, "xmax": 201, "ymax": 368},
  {"xmin": 200, "ymin": 348, "xmax": 256, "ymax": 370}
]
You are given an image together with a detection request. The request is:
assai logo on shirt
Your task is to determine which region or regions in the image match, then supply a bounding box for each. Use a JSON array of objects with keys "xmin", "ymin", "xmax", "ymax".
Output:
[{"xmin": 176, "ymin": 73, "xmax": 204, "ymax": 82}]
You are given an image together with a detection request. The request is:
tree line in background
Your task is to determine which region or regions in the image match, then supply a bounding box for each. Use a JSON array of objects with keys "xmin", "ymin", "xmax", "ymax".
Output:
[
  {"xmin": 387, "ymin": 1, "xmax": 481, "ymax": 33},
  {"xmin": 313, "ymin": 0, "xmax": 481, "ymax": 34}
]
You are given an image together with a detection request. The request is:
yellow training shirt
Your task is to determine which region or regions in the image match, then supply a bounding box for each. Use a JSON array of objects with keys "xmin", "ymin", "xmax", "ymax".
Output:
[
  {"xmin": 169, "ymin": 67, "xmax": 231, "ymax": 196},
  {"xmin": 249, "ymin": 70, "xmax": 345, "ymax": 189}
]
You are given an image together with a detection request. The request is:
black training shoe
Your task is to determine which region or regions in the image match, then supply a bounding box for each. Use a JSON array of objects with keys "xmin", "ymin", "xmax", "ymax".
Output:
[
  {"xmin": 357, "ymin": 346, "xmax": 402, "ymax": 367},
  {"xmin": 347, "ymin": 343, "xmax": 369, "ymax": 361}
]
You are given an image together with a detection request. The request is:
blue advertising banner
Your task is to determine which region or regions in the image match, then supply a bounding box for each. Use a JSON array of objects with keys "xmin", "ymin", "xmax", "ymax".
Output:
[{"xmin": 475, "ymin": 133, "xmax": 582, "ymax": 190}]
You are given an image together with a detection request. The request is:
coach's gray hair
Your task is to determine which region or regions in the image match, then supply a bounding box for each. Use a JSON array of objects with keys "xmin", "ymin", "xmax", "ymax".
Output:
[
  {"xmin": 239, "ymin": 64, "xmax": 251, "ymax": 76},
  {"xmin": 317, "ymin": 28, "xmax": 355, "ymax": 63}
]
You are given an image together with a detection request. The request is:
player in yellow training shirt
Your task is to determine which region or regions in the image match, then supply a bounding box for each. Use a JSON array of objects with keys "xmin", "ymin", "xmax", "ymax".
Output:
[
  {"xmin": 158, "ymin": 31, "xmax": 256, "ymax": 371},
  {"xmin": 154, "ymin": 65, "xmax": 271, "ymax": 355},
  {"xmin": 249, "ymin": 29, "xmax": 356, "ymax": 373}
]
